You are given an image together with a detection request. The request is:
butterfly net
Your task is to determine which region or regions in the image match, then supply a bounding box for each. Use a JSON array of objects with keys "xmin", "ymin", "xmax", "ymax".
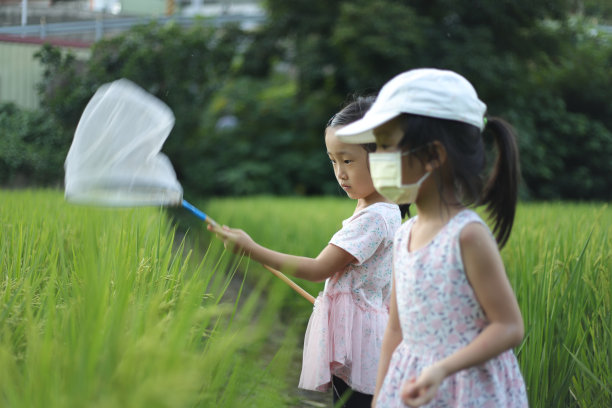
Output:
[{"xmin": 64, "ymin": 79, "xmax": 183, "ymax": 207}]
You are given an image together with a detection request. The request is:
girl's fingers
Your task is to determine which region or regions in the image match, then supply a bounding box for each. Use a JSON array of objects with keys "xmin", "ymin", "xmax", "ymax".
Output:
[
  {"xmin": 400, "ymin": 384, "xmax": 420, "ymax": 401},
  {"xmin": 399, "ymin": 377, "xmax": 417, "ymax": 397},
  {"xmin": 405, "ymin": 387, "xmax": 437, "ymax": 407},
  {"xmin": 207, "ymin": 224, "xmax": 222, "ymax": 235},
  {"xmin": 401, "ymin": 377, "xmax": 435, "ymax": 407},
  {"xmin": 207, "ymin": 224, "xmax": 230, "ymax": 237},
  {"xmin": 205, "ymin": 225, "xmax": 247, "ymax": 254}
]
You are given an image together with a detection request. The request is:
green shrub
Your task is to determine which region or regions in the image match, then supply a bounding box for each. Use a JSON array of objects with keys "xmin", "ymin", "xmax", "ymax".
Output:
[
  {"xmin": 27, "ymin": 5, "xmax": 612, "ymax": 200},
  {"xmin": 0, "ymin": 103, "xmax": 71, "ymax": 186}
]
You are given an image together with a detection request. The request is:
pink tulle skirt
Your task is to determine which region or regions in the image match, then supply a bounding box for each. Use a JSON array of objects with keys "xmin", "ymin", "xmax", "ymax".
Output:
[{"xmin": 298, "ymin": 291, "xmax": 388, "ymax": 395}]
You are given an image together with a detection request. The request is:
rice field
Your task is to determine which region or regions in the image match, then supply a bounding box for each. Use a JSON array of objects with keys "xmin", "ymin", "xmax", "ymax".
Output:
[
  {"xmin": 0, "ymin": 190, "xmax": 300, "ymax": 407},
  {"xmin": 1, "ymin": 190, "xmax": 610, "ymax": 407},
  {"xmin": 506, "ymin": 203, "xmax": 611, "ymax": 407}
]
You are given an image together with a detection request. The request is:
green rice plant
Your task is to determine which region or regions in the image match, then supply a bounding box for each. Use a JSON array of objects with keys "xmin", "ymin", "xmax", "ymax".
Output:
[
  {"xmin": 4, "ymin": 191, "xmax": 608, "ymax": 407},
  {"xmin": 504, "ymin": 202, "xmax": 611, "ymax": 407},
  {"xmin": 201, "ymin": 197, "xmax": 611, "ymax": 407},
  {"xmin": 0, "ymin": 189, "xmax": 298, "ymax": 408},
  {"xmin": 188, "ymin": 196, "xmax": 356, "ymax": 314}
]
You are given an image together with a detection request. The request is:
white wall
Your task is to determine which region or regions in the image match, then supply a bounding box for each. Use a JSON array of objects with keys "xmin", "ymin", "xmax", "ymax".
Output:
[{"xmin": 0, "ymin": 39, "xmax": 90, "ymax": 109}]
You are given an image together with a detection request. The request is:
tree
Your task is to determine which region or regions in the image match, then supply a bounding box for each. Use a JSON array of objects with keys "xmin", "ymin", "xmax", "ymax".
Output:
[
  {"xmin": 0, "ymin": 103, "xmax": 69, "ymax": 186},
  {"xmin": 27, "ymin": 2, "xmax": 612, "ymax": 199},
  {"xmin": 35, "ymin": 20, "xmax": 249, "ymax": 195}
]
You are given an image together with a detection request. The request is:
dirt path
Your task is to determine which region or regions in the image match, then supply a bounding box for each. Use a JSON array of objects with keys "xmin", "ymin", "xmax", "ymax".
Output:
[
  {"xmin": 217, "ymin": 267, "xmax": 332, "ymax": 407},
  {"xmin": 290, "ymin": 388, "xmax": 332, "ymax": 408},
  {"xmin": 286, "ymin": 343, "xmax": 333, "ymax": 408}
]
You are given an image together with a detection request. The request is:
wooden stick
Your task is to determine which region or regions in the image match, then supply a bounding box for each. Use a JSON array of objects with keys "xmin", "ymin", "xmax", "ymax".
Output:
[
  {"xmin": 208, "ymin": 221, "xmax": 315, "ymax": 304},
  {"xmin": 262, "ymin": 264, "xmax": 315, "ymax": 304}
]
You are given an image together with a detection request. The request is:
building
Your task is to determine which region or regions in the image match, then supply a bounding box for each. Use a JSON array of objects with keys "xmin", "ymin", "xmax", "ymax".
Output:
[
  {"xmin": 0, "ymin": 35, "xmax": 90, "ymax": 109},
  {"xmin": 0, "ymin": 0, "xmax": 263, "ymax": 108}
]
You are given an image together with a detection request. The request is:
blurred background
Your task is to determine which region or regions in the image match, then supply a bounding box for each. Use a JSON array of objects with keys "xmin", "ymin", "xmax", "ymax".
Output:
[{"xmin": 1, "ymin": 0, "xmax": 611, "ymax": 201}]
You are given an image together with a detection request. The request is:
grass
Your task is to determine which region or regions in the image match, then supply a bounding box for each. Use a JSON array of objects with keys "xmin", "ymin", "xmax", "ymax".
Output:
[
  {"xmin": 505, "ymin": 202, "xmax": 611, "ymax": 407},
  {"xmin": 1, "ymin": 190, "xmax": 610, "ymax": 407},
  {"xmin": 174, "ymin": 196, "xmax": 356, "ymax": 320},
  {"xmin": 198, "ymin": 197, "xmax": 611, "ymax": 408},
  {"xmin": 0, "ymin": 189, "xmax": 298, "ymax": 408}
]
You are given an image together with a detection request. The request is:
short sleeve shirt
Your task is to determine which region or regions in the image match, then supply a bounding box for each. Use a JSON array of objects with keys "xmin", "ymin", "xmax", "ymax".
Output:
[{"xmin": 327, "ymin": 202, "xmax": 402, "ymax": 311}]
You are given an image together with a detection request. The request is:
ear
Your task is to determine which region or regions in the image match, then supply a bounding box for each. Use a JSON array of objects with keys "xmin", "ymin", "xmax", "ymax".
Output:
[{"xmin": 424, "ymin": 141, "xmax": 447, "ymax": 172}]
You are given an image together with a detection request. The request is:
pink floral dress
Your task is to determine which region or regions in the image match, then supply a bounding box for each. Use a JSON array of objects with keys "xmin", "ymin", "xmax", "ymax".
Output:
[
  {"xmin": 299, "ymin": 202, "xmax": 402, "ymax": 395},
  {"xmin": 376, "ymin": 210, "xmax": 528, "ymax": 407}
]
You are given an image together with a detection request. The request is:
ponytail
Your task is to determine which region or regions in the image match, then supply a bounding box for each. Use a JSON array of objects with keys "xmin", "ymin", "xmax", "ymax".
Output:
[
  {"xmin": 393, "ymin": 114, "xmax": 519, "ymax": 246},
  {"xmin": 480, "ymin": 117, "xmax": 520, "ymax": 248}
]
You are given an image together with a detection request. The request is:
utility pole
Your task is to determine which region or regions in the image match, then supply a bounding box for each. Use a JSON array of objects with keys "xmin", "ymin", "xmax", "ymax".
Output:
[{"xmin": 21, "ymin": 0, "xmax": 28, "ymax": 27}]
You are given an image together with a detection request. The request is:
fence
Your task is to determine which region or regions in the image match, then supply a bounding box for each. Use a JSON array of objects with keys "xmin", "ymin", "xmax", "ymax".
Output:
[{"xmin": 0, "ymin": 14, "xmax": 265, "ymax": 42}]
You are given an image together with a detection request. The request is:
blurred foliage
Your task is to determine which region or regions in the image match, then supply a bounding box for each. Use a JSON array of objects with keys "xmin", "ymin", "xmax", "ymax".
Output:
[
  {"xmin": 30, "ymin": 20, "xmax": 246, "ymax": 195},
  {"xmin": 0, "ymin": 103, "xmax": 69, "ymax": 187},
  {"xmin": 583, "ymin": 0, "xmax": 612, "ymax": 22},
  {"xmin": 186, "ymin": 75, "xmax": 336, "ymax": 196},
  {"xmin": 1, "ymin": 1, "xmax": 611, "ymax": 199}
]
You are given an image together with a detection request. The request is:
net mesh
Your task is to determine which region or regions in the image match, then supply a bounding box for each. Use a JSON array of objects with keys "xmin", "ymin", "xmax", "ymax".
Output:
[{"xmin": 64, "ymin": 79, "xmax": 183, "ymax": 207}]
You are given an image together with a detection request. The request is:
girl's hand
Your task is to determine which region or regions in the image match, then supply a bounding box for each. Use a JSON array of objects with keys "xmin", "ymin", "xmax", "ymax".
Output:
[
  {"xmin": 400, "ymin": 364, "xmax": 446, "ymax": 407},
  {"xmin": 207, "ymin": 224, "xmax": 254, "ymax": 255}
]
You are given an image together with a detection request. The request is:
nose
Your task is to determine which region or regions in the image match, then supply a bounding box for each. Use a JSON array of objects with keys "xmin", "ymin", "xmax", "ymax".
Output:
[{"xmin": 335, "ymin": 163, "xmax": 348, "ymax": 180}]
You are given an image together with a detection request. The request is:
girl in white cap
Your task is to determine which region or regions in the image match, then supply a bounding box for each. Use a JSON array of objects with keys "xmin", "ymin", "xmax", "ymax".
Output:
[
  {"xmin": 336, "ymin": 68, "xmax": 528, "ymax": 407},
  {"xmin": 210, "ymin": 97, "xmax": 404, "ymax": 407}
]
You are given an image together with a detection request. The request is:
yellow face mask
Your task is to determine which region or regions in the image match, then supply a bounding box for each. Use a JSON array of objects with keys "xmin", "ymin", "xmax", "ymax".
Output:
[{"xmin": 368, "ymin": 151, "xmax": 430, "ymax": 204}]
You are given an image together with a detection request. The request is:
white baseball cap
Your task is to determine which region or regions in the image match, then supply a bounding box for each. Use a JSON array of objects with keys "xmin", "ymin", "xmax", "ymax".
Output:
[{"xmin": 336, "ymin": 68, "xmax": 487, "ymax": 143}]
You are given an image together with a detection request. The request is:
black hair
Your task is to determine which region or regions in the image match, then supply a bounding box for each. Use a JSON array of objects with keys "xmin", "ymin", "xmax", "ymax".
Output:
[
  {"xmin": 396, "ymin": 114, "xmax": 519, "ymax": 248},
  {"xmin": 328, "ymin": 95, "xmax": 374, "ymax": 127},
  {"xmin": 327, "ymin": 96, "xmax": 410, "ymax": 219}
]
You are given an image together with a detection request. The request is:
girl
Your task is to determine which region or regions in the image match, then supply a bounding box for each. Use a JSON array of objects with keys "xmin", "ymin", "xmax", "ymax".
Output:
[
  {"xmin": 209, "ymin": 97, "xmax": 405, "ymax": 407},
  {"xmin": 337, "ymin": 69, "xmax": 529, "ymax": 407}
]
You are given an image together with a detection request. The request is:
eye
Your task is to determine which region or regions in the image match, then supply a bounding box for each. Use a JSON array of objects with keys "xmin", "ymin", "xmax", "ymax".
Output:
[{"xmin": 344, "ymin": 159, "xmax": 353, "ymax": 164}]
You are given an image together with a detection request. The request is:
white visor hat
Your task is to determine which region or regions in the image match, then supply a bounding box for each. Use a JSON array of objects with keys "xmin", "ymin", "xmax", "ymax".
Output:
[{"xmin": 336, "ymin": 68, "xmax": 487, "ymax": 143}]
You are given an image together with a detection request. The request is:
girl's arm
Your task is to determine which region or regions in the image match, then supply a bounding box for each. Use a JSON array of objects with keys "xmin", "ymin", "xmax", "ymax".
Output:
[
  {"xmin": 208, "ymin": 225, "xmax": 356, "ymax": 282},
  {"xmin": 372, "ymin": 273, "xmax": 402, "ymax": 407},
  {"xmin": 400, "ymin": 222, "xmax": 524, "ymax": 407}
]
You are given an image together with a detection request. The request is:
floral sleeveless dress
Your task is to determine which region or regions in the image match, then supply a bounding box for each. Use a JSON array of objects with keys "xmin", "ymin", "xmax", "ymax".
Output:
[
  {"xmin": 376, "ymin": 210, "xmax": 528, "ymax": 407},
  {"xmin": 299, "ymin": 202, "xmax": 402, "ymax": 395}
]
